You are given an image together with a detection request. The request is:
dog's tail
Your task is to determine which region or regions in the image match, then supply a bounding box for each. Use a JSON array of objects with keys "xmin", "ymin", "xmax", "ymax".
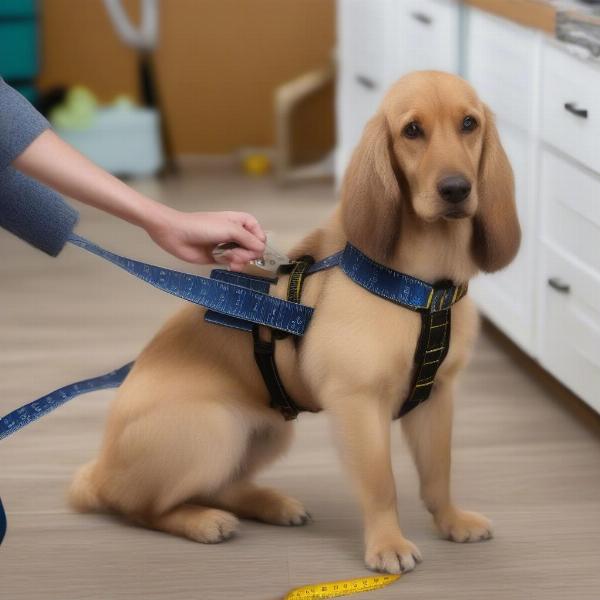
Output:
[{"xmin": 68, "ymin": 461, "xmax": 104, "ymax": 513}]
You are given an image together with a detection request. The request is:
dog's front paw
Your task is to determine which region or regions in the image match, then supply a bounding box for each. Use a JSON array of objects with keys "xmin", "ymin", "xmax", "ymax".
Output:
[
  {"xmin": 365, "ymin": 534, "xmax": 422, "ymax": 574},
  {"xmin": 435, "ymin": 508, "xmax": 493, "ymax": 543}
]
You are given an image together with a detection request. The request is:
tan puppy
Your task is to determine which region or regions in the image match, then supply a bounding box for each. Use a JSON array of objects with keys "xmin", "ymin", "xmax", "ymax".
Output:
[{"xmin": 69, "ymin": 71, "xmax": 520, "ymax": 574}]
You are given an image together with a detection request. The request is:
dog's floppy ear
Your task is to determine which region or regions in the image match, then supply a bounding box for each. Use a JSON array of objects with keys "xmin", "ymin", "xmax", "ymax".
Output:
[
  {"xmin": 340, "ymin": 111, "xmax": 403, "ymax": 262},
  {"xmin": 472, "ymin": 106, "xmax": 521, "ymax": 272}
]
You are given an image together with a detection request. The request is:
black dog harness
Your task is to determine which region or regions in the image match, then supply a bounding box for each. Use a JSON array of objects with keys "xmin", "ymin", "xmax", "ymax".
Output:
[{"xmin": 205, "ymin": 243, "xmax": 467, "ymax": 420}]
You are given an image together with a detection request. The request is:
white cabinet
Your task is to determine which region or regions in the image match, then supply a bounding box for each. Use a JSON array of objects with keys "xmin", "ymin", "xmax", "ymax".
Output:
[
  {"xmin": 336, "ymin": 0, "xmax": 461, "ymax": 180},
  {"xmin": 466, "ymin": 10, "xmax": 540, "ymax": 133},
  {"xmin": 538, "ymin": 243, "xmax": 600, "ymax": 413},
  {"xmin": 465, "ymin": 9, "xmax": 541, "ymax": 354},
  {"xmin": 541, "ymin": 42, "xmax": 600, "ymax": 175},
  {"xmin": 537, "ymin": 149, "xmax": 600, "ymax": 410},
  {"xmin": 336, "ymin": 0, "xmax": 392, "ymax": 180},
  {"xmin": 536, "ymin": 41, "xmax": 600, "ymax": 411},
  {"xmin": 387, "ymin": 0, "xmax": 461, "ymax": 81}
]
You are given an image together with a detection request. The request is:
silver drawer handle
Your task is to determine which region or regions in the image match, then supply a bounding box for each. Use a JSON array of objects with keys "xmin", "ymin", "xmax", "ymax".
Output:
[
  {"xmin": 411, "ymin": 12, "xmax": 433, "ymax": 25},
  {"xmin": 355, "ymin": 74, "xmax": 378, "ymax": 90},
  {"xmin": 548, "ymin": 277, "xmax": 571, "ymax": 294},
  {"xmin": 564, "ymin": 102, "xmax": 588, "ymax": 119}
]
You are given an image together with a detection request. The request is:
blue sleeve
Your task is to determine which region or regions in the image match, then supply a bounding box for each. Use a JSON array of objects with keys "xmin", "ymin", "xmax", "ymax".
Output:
[
  {"xmin": 0, "ymin": 167, "xmax": 79, "ymax": 257},
  {"xmin": 0, "ymin": 77, "xmax": 50, "ymax": 170},
  {"xmin": 0, "ymin": 78, "xmax": 79, "ymax": 256}
]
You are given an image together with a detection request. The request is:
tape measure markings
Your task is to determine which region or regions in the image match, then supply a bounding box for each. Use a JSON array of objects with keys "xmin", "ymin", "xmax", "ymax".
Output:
[{"xmin": 284, "ymin": 574, "xmax": 400, "ymax": 599}]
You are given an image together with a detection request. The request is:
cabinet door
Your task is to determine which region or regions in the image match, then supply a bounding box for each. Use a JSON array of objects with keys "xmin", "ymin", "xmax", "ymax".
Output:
[
  {"xmin": 538, "ymin": 243, "xmax": 600, "ymax": 413},
  {"xmin": 338, "ymin": 0, "xmax": 390, "ymax": 88},
  {"xmin": 387, "ymin": 0, "xmax": 460, "ymax": 82},
  {"xmin": 466, "ymin": 8, "xmax": 540, "ymax": 133},
  {"xmin": 541, "ymin": 41, "xmax": 600, "ymax": 175},
  {"xmin": 469, "ymin": 120, "xmax": 537, "ymax": 354},
  {"xmin": 337, "ymin": 0, "xmax": 392, "ymax": 180}
]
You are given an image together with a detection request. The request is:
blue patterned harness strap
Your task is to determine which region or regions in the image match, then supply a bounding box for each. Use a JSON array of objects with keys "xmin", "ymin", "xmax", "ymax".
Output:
[
  {"xmin": 308, "ymin": 243, "xmax": 467, "ymax": 313},
  {"xmin": 68, "ymin": 234, "xmax": 313, "ymax": 337}
]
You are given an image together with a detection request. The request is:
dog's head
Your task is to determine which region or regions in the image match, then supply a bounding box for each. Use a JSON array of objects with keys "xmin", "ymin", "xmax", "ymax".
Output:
[{"xmin": 340, "ymin": 71, "xmax": 520, "ymax": 273}]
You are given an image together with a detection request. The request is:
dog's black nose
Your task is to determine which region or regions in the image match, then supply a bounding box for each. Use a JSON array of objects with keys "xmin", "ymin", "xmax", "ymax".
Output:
[{"xmin": 437, "ymin": 176, "xmax": 472, "ymax": 204}]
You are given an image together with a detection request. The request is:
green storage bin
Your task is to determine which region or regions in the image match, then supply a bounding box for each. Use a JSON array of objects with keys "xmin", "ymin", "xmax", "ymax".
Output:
[
  {"xmin": 0, "ymin": 20, "xmax": 38, "ymax": 79},
  {"xmin": 0, "ymin": 0, "xmax": 37, "ymax": 18}
]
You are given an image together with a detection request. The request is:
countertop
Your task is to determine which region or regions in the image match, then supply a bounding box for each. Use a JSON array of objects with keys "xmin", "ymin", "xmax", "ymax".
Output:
[{"xmin": 466, "ymin": 0, "xmax": 600, "ymax": 57}]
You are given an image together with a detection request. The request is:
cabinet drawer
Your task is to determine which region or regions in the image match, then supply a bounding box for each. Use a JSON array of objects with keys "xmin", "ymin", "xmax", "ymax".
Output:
[
  {"xmin": 538, "ymin": 244, "xmax": 600, "ymax": 412},
  {"xmin": 388, "ymin": 0, "xmax": 460, "ymax": 81},
  {"xmin": 466, "ymin": 9, "xmax": 539, "ymax": 132},
  {"xmin": 541, "ymin": 42, "xmax": 600, "ymax": 173},
  {"xmin": 338, "ymin": 0, "xmax": 390, "ymax": 89},
  {"xmin": 540, "ymin": 149, "xmax": 600, "ymax": 277}
]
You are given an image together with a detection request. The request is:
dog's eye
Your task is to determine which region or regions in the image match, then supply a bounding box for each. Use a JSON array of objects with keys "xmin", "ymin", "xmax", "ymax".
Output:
[
  {"xmin": 403, "ymin": 122, "xmax": 423, "ymax": 139},
  {"xmin": 462, "ymin": 115, "xmax": 478, "ymax": 132}
]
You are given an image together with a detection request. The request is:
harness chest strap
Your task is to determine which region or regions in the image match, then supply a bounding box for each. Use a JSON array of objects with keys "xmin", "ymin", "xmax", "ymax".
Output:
[
  {"xmin": 253, "ymin": 256, "xmax": 316, "ymax": 420},
  {"xmin": 239, "ymin": 244, "xmax": 468, "ymax": 420}
]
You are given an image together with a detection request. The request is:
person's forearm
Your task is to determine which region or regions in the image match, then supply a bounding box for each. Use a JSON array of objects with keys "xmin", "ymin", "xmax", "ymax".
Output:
[
  {"xmin": 12, "ymin": 129, "xmax": 168, "ymax": 230},
  {"xmin": 11, "ymin": 128, "xmax": 266, "ymax": 269}
]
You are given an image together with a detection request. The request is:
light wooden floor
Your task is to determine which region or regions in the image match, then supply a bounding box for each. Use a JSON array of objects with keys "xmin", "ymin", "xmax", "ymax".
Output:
[{"xmin": 1, "ymin": 170, "xmax": 599, "ymax": 600}]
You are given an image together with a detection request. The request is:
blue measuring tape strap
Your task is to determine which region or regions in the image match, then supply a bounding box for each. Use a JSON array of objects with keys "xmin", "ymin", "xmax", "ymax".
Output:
[
  {"xmin": 306, "ymin": 250, "xmax": 343, "ymax": 274},
  {"xmin": 339, "ymin": 243, "xmax": 434, "ymax": 311},
  {"xmin": 303, "ymin": 244, "xmax": 463, "ymax": 312},
  {"xmin": 205, "ymin": 269, "xmax": 275, "ymax": 332},
  {"xmin": 0, "ymin": 362, "xmax": 133, "ymax": 442},
  {"xmin": 68, "ymin": 233, "xmax": 313, "ymax": 337}
]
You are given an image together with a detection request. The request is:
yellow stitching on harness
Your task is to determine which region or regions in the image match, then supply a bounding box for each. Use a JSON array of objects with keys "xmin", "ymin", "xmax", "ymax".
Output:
[
  {"xmin": 426, "ymin": 288, "xmax": 434, "ymax": 309},
  {"xmin": 426, "ymin": 346, "xmax": 445, "ymax": 354},
  {"xmin": 452, "ymin": 286, "xmax": 459, "ymax": 304},
  {"xmin": 415, "ymin": 379, "xmax": 435, "ymax": 388}
]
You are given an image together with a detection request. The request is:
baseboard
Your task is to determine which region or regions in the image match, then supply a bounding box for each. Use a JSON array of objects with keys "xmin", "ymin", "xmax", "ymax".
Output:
[{"xmin": 482, "ymin": 318, "xmax": 600, "ymax": 437}]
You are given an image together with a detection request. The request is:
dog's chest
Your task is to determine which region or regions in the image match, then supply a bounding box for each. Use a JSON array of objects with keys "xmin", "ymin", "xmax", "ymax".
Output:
[
  {"xmin": 296, "ymin": 271, "xmax": 420, "ymax": 403},
  {"xmin": 283, "ymin": 268, "xmax": 476, "ymax": 414}
]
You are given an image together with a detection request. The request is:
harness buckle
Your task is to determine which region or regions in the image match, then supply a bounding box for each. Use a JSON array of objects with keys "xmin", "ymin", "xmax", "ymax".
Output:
[{"xmin": 429, "ymin": 282, "xmax": 467, "ymax": 312}]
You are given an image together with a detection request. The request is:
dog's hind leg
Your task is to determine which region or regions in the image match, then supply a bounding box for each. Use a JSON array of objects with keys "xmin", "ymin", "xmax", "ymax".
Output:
[
  {"xmin": 401, "ymin": 382, "xmax": 493, "ymax": 543},
  {"xmin": 79, "ymin": 398, "xmax": 264, "ymax": 543},
  {"xmin": 210, "ymin": 420, "xmax": 310, "ymax": 526},
  {"xmin": 143, "ymin": 504, "xmax": 240, "ymax": 543}
]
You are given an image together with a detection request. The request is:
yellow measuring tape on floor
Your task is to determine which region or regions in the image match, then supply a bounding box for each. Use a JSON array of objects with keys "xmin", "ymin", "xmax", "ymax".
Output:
[{"xmin": 284, "ymin": 574, "xmax": 400, "ymax": 599}]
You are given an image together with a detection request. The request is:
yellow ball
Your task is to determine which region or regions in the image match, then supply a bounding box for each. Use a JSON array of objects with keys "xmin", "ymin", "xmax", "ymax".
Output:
[{"xmin": 243, "ymin": 154, "xmax": 271, "ymax": 176}]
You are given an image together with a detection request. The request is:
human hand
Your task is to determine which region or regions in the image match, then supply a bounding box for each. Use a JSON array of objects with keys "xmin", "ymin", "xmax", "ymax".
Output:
[{"xmin": 144, "ymin": 208, "xmax": 266, "ymax": 271}]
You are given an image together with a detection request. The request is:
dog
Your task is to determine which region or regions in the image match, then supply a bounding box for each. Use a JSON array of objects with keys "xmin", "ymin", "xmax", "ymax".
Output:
[{"xmin": 69, "ymin": 71, "xmax": 520, "ymax": 574}]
